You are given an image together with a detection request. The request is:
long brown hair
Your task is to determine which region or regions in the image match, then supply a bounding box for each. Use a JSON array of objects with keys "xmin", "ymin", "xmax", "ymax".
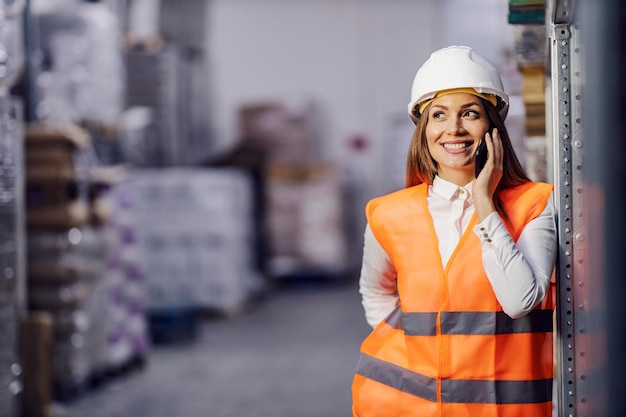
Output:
[{"xmin": 405, "ymin": 97, "xmax": 530, "ymax": 220}]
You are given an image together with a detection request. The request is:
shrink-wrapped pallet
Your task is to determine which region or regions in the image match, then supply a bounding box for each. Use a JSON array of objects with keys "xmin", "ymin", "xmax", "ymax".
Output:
[{"xmin": 110, "ymin": 168, "xmax": 262, "ymax": 316}]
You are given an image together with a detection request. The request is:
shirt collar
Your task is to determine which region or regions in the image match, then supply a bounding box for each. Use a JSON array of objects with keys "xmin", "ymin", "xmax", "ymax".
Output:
[{"xmin": 432, "ymin": 175, "xmax": 473, "ymax": 201}]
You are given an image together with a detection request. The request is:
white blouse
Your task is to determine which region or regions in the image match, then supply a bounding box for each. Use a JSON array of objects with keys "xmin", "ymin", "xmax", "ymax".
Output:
[{"xmin": 359, "ymin": 176, "xmax": 557, "ymax": 328}]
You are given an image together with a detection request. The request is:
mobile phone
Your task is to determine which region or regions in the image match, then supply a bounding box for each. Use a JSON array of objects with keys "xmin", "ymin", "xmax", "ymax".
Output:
[{"xmin": 474, "ymin": 137, "xmax": 488, "ymax": 178}]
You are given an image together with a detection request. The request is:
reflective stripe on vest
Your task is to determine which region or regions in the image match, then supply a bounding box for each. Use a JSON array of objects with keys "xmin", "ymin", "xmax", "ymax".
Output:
[
  {"xmin": 356, "ymin": 353, "xmax": 553, "ymax": 404},
  {"xmin": 395, "ymin": 309, "xmax": 554, "ymax": 335}
]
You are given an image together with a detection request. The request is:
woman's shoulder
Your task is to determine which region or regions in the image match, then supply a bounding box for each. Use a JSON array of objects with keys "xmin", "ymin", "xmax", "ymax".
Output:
[
  {"xmin": 502, "ymin": 181, "xmax": 553, "ymax": 197},
  {"xmin": 500, "ymin": 181, "xmax": 554, "ymax": 227},
  {"xmin": 369, "ymin": 184, "xmax": 427, "ymax": 205},
  {"xmin": 366, "ymin": 184, "xmax": 427, "ymax": 218}
]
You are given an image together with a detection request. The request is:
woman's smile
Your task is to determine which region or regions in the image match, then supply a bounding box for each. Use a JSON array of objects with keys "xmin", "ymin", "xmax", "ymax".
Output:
[{"xmin": 441, "ymin": 141, "xmax": 474, "ymax": 152}]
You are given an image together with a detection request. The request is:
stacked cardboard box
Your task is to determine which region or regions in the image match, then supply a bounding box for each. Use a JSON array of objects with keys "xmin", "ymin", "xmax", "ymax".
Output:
[
  {"xmin": 238, "ymin": 102, "xmax": 319, "ymax": 164},
  {"xmin": 513, "ymin": 25, "xmax": 548, "ymax": 137},
  {"xmin": 25, "ymin": 123, "xmax": 91, "ymax": 230},
  {"xmin": 236, "ymin": 101, "xmax": 348, "ymax": 279},
  {"xmin": 521, "ymin": 63, "xmax": 547, "ymax": 137},
  {"xmin": 265, "ymin": 162, "xmax": 347, "ymax": 278}
]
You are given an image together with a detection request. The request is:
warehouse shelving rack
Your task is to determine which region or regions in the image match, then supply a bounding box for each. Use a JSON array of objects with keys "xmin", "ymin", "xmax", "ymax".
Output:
[{"xmin": 546, "ymin": 1, "xmax": 590, "ymax": 417}]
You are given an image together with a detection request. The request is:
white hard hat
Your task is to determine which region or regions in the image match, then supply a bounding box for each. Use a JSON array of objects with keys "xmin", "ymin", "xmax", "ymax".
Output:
[{"xmin": 407, "ymin": 45, "xmax": 509, "ymax": 124}]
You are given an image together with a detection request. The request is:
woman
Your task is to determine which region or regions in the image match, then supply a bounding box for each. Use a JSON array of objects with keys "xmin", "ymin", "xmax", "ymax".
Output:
[{"xmin": 351, "ymin": 46, "xmax": 557, "ymax": 417}]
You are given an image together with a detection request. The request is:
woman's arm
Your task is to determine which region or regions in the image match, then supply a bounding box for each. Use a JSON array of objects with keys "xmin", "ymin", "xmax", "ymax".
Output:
[
  {"xmin": 473, "ymin": 193, "xmax": 557, "ymax": 318},
  {"xmin": 359, "ymin": 224, "xmax": 399, "ymax": 328}
]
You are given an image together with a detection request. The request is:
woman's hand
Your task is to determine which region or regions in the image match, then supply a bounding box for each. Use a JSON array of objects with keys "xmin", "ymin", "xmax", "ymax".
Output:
[{"xmin": 472, "ymin": 128, "xmax": 503, "ymax": 222}]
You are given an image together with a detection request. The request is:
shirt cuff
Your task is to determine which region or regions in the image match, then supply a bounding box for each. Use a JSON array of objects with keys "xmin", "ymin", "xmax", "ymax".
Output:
[{"xmin": 472, "ymin": 211, "xmax": 507, "ymax": 245}]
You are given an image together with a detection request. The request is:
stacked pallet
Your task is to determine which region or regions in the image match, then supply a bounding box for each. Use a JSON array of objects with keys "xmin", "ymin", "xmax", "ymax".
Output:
[
  {"xmin": 24, "ymin": 124, "xmax": 148, "ymax": 400},
  {"xmin": 27, "ymin": 228, "xmax": 110, "ymax": 399},
  {"xmin": 511, "ymin": 8, "xmax": 548, "ymax": 138},
  {"xmin": 265, "ymin": 162, "xmax": 348, "ymax": 278},
  {"xmin": 123, "ymin": 42, "xmax": 212, "ymax": 167},
  {"xmin": 236, "ymin": 101, "xmax": 350, "ymax": 280},
  {"xmin": 109, "ymin": 168, "xmax": 263, "ymax": 334}
]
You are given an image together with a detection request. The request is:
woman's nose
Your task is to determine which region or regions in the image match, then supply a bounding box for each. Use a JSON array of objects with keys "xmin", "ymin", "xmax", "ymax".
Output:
[{"xmin": 446, "ymin": 117, "xmax": 465, "ymax": 135}]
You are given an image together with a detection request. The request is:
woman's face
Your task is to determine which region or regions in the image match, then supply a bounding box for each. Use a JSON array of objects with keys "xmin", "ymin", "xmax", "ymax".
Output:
[{"xmin": 425, "ymin": 92, "xmax": 491, "ymax": 185}]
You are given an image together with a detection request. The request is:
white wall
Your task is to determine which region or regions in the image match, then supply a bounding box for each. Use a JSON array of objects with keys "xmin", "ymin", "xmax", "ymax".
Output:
[
  {"xmin": 208, "ymin": 0, "xmax": 441, "ymax": 196},
  {"xmin": 207, "ymin": 0, "xmax": 519, "ymax": 220},
  {"xmin": 442, "ymin": 0, "xmax": 515, "ymax": 70}
]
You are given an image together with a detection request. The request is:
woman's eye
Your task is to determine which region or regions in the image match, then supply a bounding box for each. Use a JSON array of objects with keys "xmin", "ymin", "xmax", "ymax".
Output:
[
  {"xmin": 432, "ymin": 111, "xmax": 444, "ymax": 119},
  {"xmin": 464, "ymin": 110, "xmax": 479, "ymax": 118}
]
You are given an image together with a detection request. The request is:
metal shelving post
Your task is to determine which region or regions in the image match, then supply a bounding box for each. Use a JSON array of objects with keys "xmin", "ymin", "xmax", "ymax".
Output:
[{"xmin": 548, "ymin": 1, "xmax": 588, "ymax": 416}]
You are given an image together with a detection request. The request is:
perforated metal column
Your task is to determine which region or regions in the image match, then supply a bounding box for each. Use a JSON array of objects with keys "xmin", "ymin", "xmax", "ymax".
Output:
[{"xmin": 549, "ymin": 1, "xmax": 588, "ymax": 416}]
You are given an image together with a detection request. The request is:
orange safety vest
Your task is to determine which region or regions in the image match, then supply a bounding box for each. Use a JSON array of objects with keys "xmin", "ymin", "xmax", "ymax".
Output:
[{"xmin": 352, "ymin": 181, "xmax": 555, "ymax": 417}]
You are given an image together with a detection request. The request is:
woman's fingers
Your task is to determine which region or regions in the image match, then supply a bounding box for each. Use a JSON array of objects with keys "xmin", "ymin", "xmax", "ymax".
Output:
[
  {"xmin": 476, "ymin": 128, "xmax": 503, "ymax": 196},
  {"xmin": 487, "ymin": 128, "xmax": 503, "ymax": 170}
]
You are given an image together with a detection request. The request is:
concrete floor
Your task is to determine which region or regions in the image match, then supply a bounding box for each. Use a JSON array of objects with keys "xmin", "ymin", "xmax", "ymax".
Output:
[{"xmin": 52, "ymin": 279, "xmax": 371, "ymax": 417}]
